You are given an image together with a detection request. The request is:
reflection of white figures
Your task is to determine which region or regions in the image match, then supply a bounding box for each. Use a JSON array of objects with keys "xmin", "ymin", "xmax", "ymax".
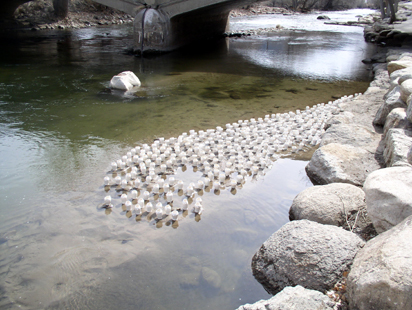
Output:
[{"xmin": 103, "ymin": 94, "xmax": 362, "ymax": 227}]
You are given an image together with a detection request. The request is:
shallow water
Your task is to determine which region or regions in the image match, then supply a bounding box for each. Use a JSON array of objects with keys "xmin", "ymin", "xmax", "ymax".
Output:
[{"xmin": 0, "ymin": 9, "xmax": 377, "ymax": 310}]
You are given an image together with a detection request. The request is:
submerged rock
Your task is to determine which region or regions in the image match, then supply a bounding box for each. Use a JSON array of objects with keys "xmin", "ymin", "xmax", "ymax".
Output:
[
  {"xmin": 251, "ymin": 220, "xmax": 364, "ymax": 294},
  {"xmin": 236, "ymin": 285, "xmax": 336, "ymax": 310},
  {"xmin": 347, "ymin": 215, "xmax": 412, "ymax": 310}
]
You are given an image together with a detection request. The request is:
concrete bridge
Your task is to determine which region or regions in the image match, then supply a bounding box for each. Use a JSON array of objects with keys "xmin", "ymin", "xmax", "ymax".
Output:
[{"xmin": 92, "ymin": 0, "xmax": 257, "ymax": 54}]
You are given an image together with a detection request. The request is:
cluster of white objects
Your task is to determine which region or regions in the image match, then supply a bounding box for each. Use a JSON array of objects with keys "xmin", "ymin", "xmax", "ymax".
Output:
[{"xmin": 102, "ymin": 94, "xmax": 360, "ymax": 224}]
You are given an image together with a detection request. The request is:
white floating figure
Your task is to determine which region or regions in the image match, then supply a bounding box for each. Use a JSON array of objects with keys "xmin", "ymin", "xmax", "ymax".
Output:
[
  {"xmin": 166, "ymin": 191, "xmax": 173, "ymax": 203},
  {"xmin": 121, "ymin": 179, "xmax": 128, "ymax": 189},
  {"xmin": 156, "ymin": 208, "xmax": 163, "ymax": 220},
  {"xmin": 131, "ymin": 190, "xmax": 138, "ymax": 200},
  {"xmin": 152, "ymin": 183, "xmax": 160, "ymax": 194},
  {"xmin": 182, "ymin": 199, "xmax": 189, "ymax": 210},
  {"xmin": 110, "ymin": 71, "xmax": 141, "ymax": 91},
  {"xmin": 125, "ymin": 200, "xmax": 132, "ymax": 210},
  {"xmin": 104, "ymin": 195, "xmax": 112, "ymax": 207},
  {"xmin": 146, "ymin": 202, "xmax": 153, "ymax": 213},
  {"xmin": 135, "ymin": 205, "xmax": 142, "ymax": 215},
  {"xmin": 143, "ymin": 191, "xmax": 150, "ymax": 200},
  {"xmin": 171, "ymin": 210, "xmax": 179, "ymax": 221},
  {"xmin": 121, "ymin": 194, "xmax": 128, "ymax": 204},
  {"xmin": 164, "ymin": 204, "xmax": 172, "ymax": 215},
  {"xmin": 111, "ymin": 162, "xmax": 117, "ymax": 171},
  {"xmin": 194, "ymin": 202, "xmax": 202, "ymax": 214},
  {"xmin": 115, "ymin": 176, "xmax": 122, "ymax": 185},
  {"xmin": 104, "ymin": 176, "xmax": 110, "ymax": 186}
]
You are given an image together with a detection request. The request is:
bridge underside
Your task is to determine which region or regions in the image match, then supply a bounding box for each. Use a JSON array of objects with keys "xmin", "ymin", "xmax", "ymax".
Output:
[{"xmin": 133, "ymin": 0, "xmax": 255, "ymax": 54}]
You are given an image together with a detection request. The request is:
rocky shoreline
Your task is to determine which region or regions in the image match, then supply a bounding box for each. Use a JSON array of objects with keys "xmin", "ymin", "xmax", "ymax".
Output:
[{"xmin": 237, "ymin": 5, "xmax": 412, "ymax": 310}]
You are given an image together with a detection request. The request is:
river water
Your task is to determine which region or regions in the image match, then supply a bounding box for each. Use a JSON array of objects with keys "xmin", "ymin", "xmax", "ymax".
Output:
[{"xmin": 0, "ymin": 9, "xmax": 376, "ymax": 310}]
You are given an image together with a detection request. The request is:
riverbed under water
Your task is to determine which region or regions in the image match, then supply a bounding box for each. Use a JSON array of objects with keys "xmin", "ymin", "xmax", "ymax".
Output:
[{"xmin": 0, "ymin": 9, "xmax": 377, "ymax": 310}]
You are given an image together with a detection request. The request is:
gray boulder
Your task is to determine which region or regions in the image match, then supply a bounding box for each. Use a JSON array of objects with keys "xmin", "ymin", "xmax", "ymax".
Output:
[
  {"xmin": 236, "ymin": 285, "xmax": 336, "ymax": 310},
  {"xmin": 251, "ymin": 220, "xmax": 364, "ymax": 295},
  {"xmin": 400, "ymin": 79, "xmax": 412, "ymax": 102},
  {"xmin": 305, "ymin": 143, "xmax": 382, "ymax": 186},
  {"xmin": 364, "ymin": 167, "xmax": 412, "ymax": 233},
  {"xmin": 383, "ymin": 107, "xmax": 412, "ymax": 137},
  {"xmin": 387, "ymin": 59, "xmax": 412, "ymax": 74},
  {"xmin": 373, "ymin": 86, "xmax": 407, "ymax": 126},
  {"xmin": 407, "ymin": 94, "xmax": 412, "ymax": 123},
  {"xmin": 320, "ymin": 123, "xmax": 381, "ymax": 153},
  {"xmin": 347, "ymin": 215, "xmax": 412, "ymax": 310},
  {"xmin": 383, "ymin": 128, "xmax": 412, "ymax": 167},
  {"xmin": 289, "ymin": 183, "xmax": 366, "ymax": 226}
]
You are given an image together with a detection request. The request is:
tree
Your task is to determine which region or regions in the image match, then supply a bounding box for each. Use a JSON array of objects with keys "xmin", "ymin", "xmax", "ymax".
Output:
[
  {"xmin": 379, "ymin": 0, "xmax": 398, "ymax": 23},
  {"xmin": 53, "ymin": 0, "xmax": 69, "ymax": 18}
]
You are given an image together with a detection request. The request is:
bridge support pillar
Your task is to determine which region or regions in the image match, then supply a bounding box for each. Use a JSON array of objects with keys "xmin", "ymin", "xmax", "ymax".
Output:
[{"xmin": 133, "ymin": 5, "xmax": 230, "ymax": 54}]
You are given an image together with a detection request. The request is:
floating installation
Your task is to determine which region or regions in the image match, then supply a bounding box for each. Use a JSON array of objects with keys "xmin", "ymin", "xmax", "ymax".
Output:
[{"xmin": 101, "ymin": 94, "xmax": 360, "ymax": 227}]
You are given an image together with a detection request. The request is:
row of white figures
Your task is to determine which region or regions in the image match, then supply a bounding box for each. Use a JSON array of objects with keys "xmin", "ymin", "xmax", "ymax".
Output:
[{"xmin": 102, "ymin": 94, "xmax": 361, "ymax": 224}]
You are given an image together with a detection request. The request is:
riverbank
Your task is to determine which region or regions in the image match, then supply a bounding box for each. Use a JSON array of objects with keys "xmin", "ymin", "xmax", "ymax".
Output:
[
  {"xmin": 238, "ymin": 6, "xmax": 412, "ymax": 310},
  {"xmin": 1, "ymin": 0, "xmax": 133, "ymax": 31}
]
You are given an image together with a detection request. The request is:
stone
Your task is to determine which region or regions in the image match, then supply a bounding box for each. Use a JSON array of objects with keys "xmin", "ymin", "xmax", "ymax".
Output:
[
  {"xmin": 387, "ymin": 60, "xmax": 412, "ymax": 75},
  {"xmin": 407, "ymin": 94, "xmax": 412, "ymax": 123},
  {"xmin": 364, "ymin": 167, "xmax": 412, "ymax": 233},
  {"xmin": 289, "ymin": 183, "xmax": 366, "ymax": 227},
  {"xmin": 389, "ymin": 66, "xmax": 412, "ymax": 84},
  {"xmin": 320, "ymin": 123, "xmax": 381, "ymax": 153},
  {"xmin": 373, "ymin": 86, "xmax": 407, "ymax": 126},
  {"xmin": 383, "ymin": 128, "xmax": 412, "ymax": 167},
  {"xmin": 305, "ymin": 143, "xmax": 382, "ymax": 186},
  {"xmin": 251, "ymin": 220, "xmax": 364, "ymax": 295},
  {"xmin": 324, "ymin": 111, "xmax": 354, "ymax": 130},
  {"xmin": 201, "ymin": 267, "xmax": 221, "ymax": 289},
  {"xmin": 109, "ymin": 71, "xmax": 141, "ymax": 91},
  {"xmin": 400, "ymin": 79, "xmax": 412, "ymax": 102},
  {"xmin": 383, "ymin": 107, "xmax": 412, "ymax": 137},
  {"xmin": 236, "ymin": 285, "xmax": 336, "ymax": 310},
  {"xmin": 347, "ymin": 215, "xmax": 412, "ymax": 310},
  {"xmin": 317, "ymin": 15, "xmax": 330, "ymax": 20},
  {"xmin": 408, "ymin": 146, "xmax": 412, "ymax": 165}
]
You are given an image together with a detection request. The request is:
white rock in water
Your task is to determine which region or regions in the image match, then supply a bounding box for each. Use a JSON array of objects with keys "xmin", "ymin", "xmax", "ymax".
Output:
[{"xmin": 110, "ymin": 71, "xmax": 141, "ymax": 91}]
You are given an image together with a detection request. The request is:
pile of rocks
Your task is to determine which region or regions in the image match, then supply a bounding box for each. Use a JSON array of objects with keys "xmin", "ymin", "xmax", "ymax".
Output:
[{"xmin": 237, "ymin": 52, "xmax": 412, "ymax": 310}]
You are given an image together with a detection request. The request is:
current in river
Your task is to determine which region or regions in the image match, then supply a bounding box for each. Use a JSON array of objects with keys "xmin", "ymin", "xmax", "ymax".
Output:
[{"xmin": 0, "ymin": 9, "xmax": 377, "ymax": 310}]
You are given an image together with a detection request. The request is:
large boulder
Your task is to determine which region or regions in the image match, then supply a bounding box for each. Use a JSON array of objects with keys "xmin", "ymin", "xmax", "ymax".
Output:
[
  {"xmin": 236, "ymin": 285, "xmax": 336, "ymax": 310},
  {"xmin": 387, "ymin": 59, "xmax": 412, "ymax": 75},
  {"xmin": 251, "ymin": 220, "xmax": 364, "ymax": 295},
  {"xmin": 400, "ymin": 79, "xmax": 412, "ymax": 102},
  {"xmin": 383, "ymin": 107, "xmax": 412, "ymax": 137},
  {"xmin": 373, "ymin": 86, "xmax": 407, "ymax": 126},
  {"xmin": 383, "ymin": 128, "xmax": 412, "ymax": 167},
  {"xmin": 289, "ymin": 183, "xmax": 366, "ymax": 227},
  {"xmin": 407, "ymin": 94, "xmax": 412, "ymax": 123},
  {"xmin": 364, "ymin": 167, "xmax": 412, "ymax": 233},
  {"xmin": 347, "ymin": 215, "xmax": 412, "ymax": 310},
  {"xmin": 305, "ymin": 143, "xmax": 382, "ymax": 186},
  {"xmin": 109, "ymin": 71, "xmax": 141, "ymax": 91},
  {"xmin": 320, "ymin": 123, "xmax": 381, "ymax": 153}
]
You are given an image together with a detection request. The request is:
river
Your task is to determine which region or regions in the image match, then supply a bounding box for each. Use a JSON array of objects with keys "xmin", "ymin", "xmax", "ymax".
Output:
[{"xmin": 0, "ymin": 9, "xmax": 377, "ymax": 310}]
